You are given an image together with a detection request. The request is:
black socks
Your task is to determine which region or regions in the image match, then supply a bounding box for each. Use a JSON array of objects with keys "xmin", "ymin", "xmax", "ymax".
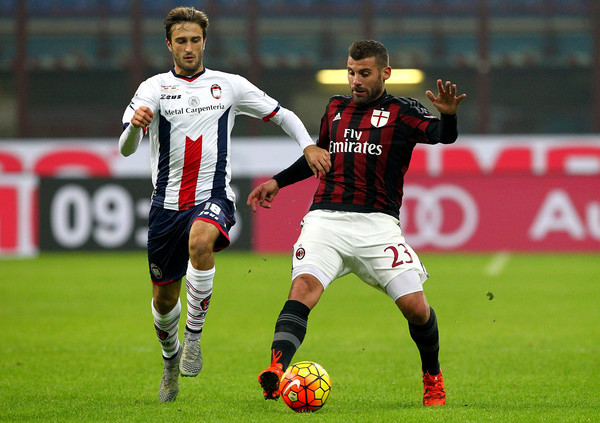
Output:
[
  {"xmin": 408, "ymin": 307, "xmax": 441, "ymax": 375},
  {"xmin": 270, "ymin": 300, "xmax": 310, "ymax": 370}
]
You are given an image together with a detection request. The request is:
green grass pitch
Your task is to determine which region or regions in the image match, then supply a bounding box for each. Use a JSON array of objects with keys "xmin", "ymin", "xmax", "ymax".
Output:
[{"xmin": 1, "ymin": 251, "xmax": 598, "ymax": 422}]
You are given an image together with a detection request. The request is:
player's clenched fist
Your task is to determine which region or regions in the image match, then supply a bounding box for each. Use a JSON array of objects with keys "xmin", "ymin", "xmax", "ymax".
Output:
[{"xmin": 131, "ymin": 106, "xmax": 154, "ymax": 128}]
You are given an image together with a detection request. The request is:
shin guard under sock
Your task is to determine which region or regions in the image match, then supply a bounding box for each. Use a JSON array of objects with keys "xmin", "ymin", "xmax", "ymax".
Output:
[
  {"xmin": 408, "ymin": 306, "xmax": 441, "ymax": 375},
  {"xmin": 270, "ymin": 300, "xmax": 310, "ymax": 370}
]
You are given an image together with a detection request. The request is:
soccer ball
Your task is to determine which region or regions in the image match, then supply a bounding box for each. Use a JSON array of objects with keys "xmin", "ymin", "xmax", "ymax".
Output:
[{"xmin": 279, "ymin": 361, "xmax": 332, "ymax": 412}]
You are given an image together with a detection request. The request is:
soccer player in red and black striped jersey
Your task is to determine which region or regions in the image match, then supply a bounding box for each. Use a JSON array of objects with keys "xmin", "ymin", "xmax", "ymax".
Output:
[{"xmin": 249, "ymin": 40, "xmax": 466, "ymax": 406}]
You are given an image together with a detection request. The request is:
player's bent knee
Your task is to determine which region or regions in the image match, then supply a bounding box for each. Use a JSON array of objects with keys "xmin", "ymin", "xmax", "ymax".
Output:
[
  {"xmin": 395, "ymin": 292, "xmax": 430, "ymax": 325},
  {"xmin": 153, "ymin": 282, "xmax": 182, "ymax": 314},
  {"xmin": 289, "ymin": 275, "xmax": 324, "ymax": 309},
  {"xmin": 153, "ymin": 295, "xmax": 179, "ymax": 315},
  {"xmin": 387, "ymin": 270, "xmax": 429, "ymax": 324},
  {"xmin": 189, "ymin": 220, "xmax": 219, "ymax": 254},
  {"xmin": 189, "ymin": 236, "xmax": 214, "ymax": 256}
]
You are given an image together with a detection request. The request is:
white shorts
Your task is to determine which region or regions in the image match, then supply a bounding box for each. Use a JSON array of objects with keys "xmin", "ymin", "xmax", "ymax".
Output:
[{"xmin": 292, "ymin": 210, "xmax": 429, "ymax": 299}]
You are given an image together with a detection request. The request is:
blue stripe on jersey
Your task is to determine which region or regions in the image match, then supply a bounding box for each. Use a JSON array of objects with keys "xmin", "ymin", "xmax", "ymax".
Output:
[
  {"xmin": 153, "ymin": 113, "xmax": 171, "ymax": 206},
  {"xmin": 211, "ymin": 107, "xmax": 231, "ymax": 198}
]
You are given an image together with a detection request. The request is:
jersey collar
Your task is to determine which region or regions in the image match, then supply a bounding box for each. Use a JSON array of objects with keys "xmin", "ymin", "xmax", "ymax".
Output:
[{"xmin": 170, "ymin": 67, "xmax": 206, "ymax": 82}]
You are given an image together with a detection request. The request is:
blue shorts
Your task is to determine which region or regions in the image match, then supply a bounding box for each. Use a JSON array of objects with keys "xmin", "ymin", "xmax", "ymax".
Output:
[{"xmin": 147, "ymin": 197, "xmax": 236, "ymax": 285}]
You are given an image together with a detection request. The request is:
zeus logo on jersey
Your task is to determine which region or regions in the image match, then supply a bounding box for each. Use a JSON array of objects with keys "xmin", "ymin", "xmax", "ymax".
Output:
[{"xmin": 329, "ymin": 128, "xmax": 383, "ymax": 155}]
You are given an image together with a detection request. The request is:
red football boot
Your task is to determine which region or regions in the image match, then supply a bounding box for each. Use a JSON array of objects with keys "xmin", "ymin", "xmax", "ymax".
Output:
[
  {"xmin": 258, "ymin": 350, "xmax": 284, "ymax": 400},
  {"xmin": 422, "ymin": 370, "xmax": 446, "ymax": 406}
]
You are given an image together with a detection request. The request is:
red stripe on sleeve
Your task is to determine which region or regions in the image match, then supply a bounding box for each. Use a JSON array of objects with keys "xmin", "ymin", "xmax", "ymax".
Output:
[
  {"xmin": 262, "ymin": 110, "xmax": 276, "ymax": 122},
  {"xmin": 262, "ymin": 105, "xmax": 280, "ymax": 122}
]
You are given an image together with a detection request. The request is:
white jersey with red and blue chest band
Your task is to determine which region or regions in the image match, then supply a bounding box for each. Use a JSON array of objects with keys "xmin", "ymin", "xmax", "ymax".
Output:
[{"xmin": 122, "ymin": 67, "xmax": 309, "ymax": 211}]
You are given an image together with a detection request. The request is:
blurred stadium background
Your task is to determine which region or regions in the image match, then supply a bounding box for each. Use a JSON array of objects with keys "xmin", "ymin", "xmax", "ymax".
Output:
[
  {"xmin": 2, "ymin": 0, "xmax": 599, "ymax": 137},
  {"xmin": 1, "ymin": 0, "xmax": 599, "ymax": 256}
]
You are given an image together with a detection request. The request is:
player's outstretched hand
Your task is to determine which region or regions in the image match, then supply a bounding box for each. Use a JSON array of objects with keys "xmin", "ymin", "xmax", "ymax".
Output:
[
  {"xmin": 303, "ymin": 145, "xmax": 331, "ymax": 178},
  {"xmin": 425, "ymin": 79, "xmax": 466, "ymax": 115},
  {"xmin": 131, "ymin": 106, "xmax": 154, "ymax": 128},
  {"xmin": 247, "ymin": 179, "xmax": 280, "ymax": 212}
]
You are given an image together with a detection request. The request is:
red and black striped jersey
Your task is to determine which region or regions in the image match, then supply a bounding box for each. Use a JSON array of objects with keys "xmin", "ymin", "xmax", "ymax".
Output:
[
  {"xmin": 310, "ymin": 92, "xmax": 457, "ymax": 218},
  {"xmin": 274, "ymin": 91, "xmax": 458, "ymax": 218}
]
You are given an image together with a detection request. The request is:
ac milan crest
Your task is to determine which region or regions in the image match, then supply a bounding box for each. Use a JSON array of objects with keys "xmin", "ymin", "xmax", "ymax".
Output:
[
  {"xmin": 371, "ymin": 109, "xmax": 390, "ymax": 128},
  {"xmin": 211, "ymin": 84, "xmax": 222, "ymax": 99},
  {"xmin": 295, "ymin": 247, "xmax": 306, "ymax": 260}
]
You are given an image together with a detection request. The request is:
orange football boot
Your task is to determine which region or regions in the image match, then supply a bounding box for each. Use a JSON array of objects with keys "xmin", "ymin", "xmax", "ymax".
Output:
[
  {"xmin": 422, "ymin": 370, "xmax": 446, "ymax": 406},
  {"xmin": 258, "ymin": 350, "xmax": 284, "ymax": 400}
]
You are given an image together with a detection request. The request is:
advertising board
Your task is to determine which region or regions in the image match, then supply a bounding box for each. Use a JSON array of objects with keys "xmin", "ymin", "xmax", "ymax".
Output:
[{"xmin": 1, "ymin": 136, "xmax": 598, "ymax": 255}]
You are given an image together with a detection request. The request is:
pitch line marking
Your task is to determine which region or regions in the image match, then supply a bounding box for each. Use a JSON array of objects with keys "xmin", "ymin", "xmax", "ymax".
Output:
[{"xmin": 484, "ymin": 252, "xmax": 510, "ymax": 277}]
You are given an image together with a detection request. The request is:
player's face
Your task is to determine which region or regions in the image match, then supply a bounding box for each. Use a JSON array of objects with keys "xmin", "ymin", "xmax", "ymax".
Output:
[
  {"xmin": 347, "ymin": 56, "xmax": 390, "ymax": 106},
  {"xmin": 166, "ymin": 22, "xmax": 206, "ymax": 76}
]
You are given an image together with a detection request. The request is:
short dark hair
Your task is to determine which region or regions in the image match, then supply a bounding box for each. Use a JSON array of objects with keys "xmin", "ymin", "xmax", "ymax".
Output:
[
  {"xmin": 164, "ymin": 7, "xmax": 209, "ymax": 41},
  {"xmin": 348, "ymin": 40, "xmax": 389, "ymax": 70}
]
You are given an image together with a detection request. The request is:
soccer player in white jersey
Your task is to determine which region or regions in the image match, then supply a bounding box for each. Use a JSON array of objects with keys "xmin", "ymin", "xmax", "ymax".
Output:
[{"xmin": 118, "ymin": 6, "xmax": 330, "ymax": 403}]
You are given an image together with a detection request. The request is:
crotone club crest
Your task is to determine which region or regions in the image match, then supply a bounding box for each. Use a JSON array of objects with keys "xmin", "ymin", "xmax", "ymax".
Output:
[
  {"xmin": 154, "ymin": 324, "xmax": 169, "ymax": 341},
  {"xmin": 211, "ymin": 84, "xmax": 222, "ymax": 99},
  {"xmin": 371, "ymin": 109, "xmax": 390, "ymax": 128},
  {"xmin": 150, "ymin": 263, "xmax": 163, "ymax": 279},
  {"xmin": 200, "ymin": 294, "xmax": 211, "ymax": 311}
]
